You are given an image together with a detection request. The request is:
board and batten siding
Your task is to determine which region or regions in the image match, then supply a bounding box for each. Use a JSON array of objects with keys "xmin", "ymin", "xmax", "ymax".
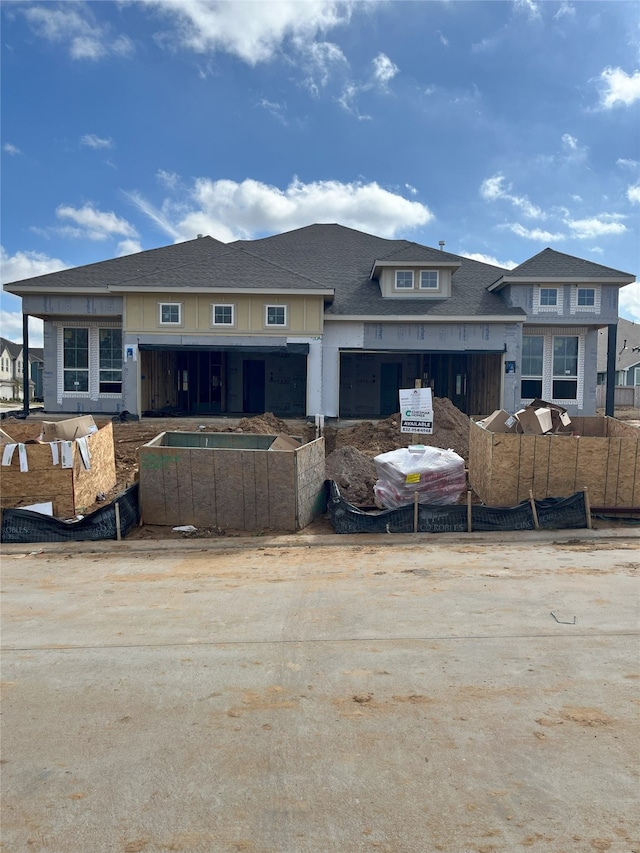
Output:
[{"xmin": 123, "ymin": 293, "xmax": 324, "ymax": 335}]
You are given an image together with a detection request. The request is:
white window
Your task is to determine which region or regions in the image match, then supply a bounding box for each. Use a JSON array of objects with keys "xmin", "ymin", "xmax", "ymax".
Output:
[
  {"xmin": 159, "ymin": 303, "xmax": 182, "ymax": 325},
  {"xmin": 420, "ymin": 270, "xmax": 439, "ymax": 289},
  {"xmin": 577, "ymin": 288, "xmax": 595, "ymax": 307},
  {"xmin": 552, "ymin": 335, "xmax": 578, "ymax": 400},
  {"xmin": 99, "ymin": 328, "xmax": 122, "ymax": 394},
  {"xmin": 265, "ymin": 305, "xmax": 287, "ymax": 327},
  {"xmin": 395, "ymin": 270, "xmax": 414, "ymax": 290},
  {"xmin": 521, "ymin": 335, "xmax": 544, "ymax": 399},
  {"xmin": 63, "ymin": 327, "xmax": 89, "ymax": 392},
  {"xmin": 213, "ymin": 304, "xmax": 235, "ymax": 326},
  {"xmin": 540, "ymin": 287, "xmax": 557, "ymax": 307}
]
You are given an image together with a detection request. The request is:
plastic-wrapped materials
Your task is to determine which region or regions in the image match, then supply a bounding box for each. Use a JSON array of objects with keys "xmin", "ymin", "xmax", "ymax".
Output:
[{"xmin": 373, "ymin": 446, "xmax": 466, "ymax": 508}]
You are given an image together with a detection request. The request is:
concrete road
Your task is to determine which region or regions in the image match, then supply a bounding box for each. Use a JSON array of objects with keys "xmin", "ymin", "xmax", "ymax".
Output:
[{"xmin": 1, "ymin": 532, "xmax": 639, "ymax": 853}]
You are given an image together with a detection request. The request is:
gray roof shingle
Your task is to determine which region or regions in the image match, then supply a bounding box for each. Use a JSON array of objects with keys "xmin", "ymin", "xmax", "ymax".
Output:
[{"xmin": 499, "ymin": 247, "xmax": 633, "ymax": 280}]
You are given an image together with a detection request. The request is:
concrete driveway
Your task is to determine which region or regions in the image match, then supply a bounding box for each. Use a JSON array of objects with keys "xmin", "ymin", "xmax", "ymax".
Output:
[{"xmin": 1, "ymin": 531, "xmax": 639, "ymax": 853}]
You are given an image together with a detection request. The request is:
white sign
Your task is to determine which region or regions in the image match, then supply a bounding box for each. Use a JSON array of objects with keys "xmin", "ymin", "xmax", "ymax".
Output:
[{"xmin": 399, "ymin": 387, "xmax": 434, "ymax": 434}]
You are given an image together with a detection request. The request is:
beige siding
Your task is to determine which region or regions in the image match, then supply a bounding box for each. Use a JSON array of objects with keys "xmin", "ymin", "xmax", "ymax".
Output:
[
  {"xmin": 379, "ymin": 268, "xmax": 452, "ymax": 299},
  {"xmin": 124, "ymin": 293, "xmax": 324, "ymax": 335}
]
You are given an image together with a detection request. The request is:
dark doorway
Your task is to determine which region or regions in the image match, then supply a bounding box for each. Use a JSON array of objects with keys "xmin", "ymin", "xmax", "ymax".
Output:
[
  {"xmin": 380, "ymin": 362, "xmax": 403, "ymax": 415},
  {"xmin": 243, "ymin": 360, "xmax": 266, "ymax": 413}
]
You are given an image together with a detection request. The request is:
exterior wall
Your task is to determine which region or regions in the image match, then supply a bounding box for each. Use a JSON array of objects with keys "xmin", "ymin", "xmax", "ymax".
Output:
[
  {"xmin": 124, "ymin": 293, "xmax": 324, "ymax": 336},
  {"xmin": 378, "ymin": 268, "xmax": 452, "ymax": 299},
  {"xmin": 21, "ymin": 294, "xmax": 123, "ymax": 318},
  {"xmin": 503, "ymin": 283, "xmax": 620, "ymax": 324},
  {"xmin": 518, "ymin": 324, "xmax": 599, "ymax": 416},
  {"xmin": 362, "ymin": 320, "xmax": 512, "ymax": 352},
  {"xmin": 322, "ymin": 322, "xmax": 365, "ymax": 417},
  {"xmin": 42, "ymin": 320, "xmax": 125, "ymax": 415}
]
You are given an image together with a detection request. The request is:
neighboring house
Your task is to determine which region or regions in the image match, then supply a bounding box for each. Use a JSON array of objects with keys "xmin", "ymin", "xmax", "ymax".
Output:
[
  {"xmin": 3, "ymin": 225, "xmax": 635, "ymax": 418},
  {"xmin": 0, "ymin": 337, "xmax": 33, "ymax": 401},
  {"xmin": 597, "ymin": 317, "xmax": 640, "ymax": 386},
  {"xmin": 29, "ymin": 347, "xmax": 44, "ymax": 401}
]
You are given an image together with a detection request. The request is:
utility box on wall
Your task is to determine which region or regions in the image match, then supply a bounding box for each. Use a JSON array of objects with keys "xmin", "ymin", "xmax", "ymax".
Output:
[
  {"xmin": 469, "ymin": 416, "xmax": 640, "ymax": 507},
  {"xmin": 139, "ymin": 432, "xmax": 326, "ymax": 531}
]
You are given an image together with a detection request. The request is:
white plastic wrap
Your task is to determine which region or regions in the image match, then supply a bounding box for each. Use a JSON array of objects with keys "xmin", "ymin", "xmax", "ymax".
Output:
[{"xmin": 373, "ymin": 446, "xmax": 466, "ymax": 509}]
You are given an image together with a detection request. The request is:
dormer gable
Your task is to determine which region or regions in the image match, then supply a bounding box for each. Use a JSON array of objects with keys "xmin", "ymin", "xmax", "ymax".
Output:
[
  {"xmin": 369, "ymin": 243, "xmax": 461, "ymax": 299},
  {"xmin": 487, "ymin": 247, "xmax": 634, "ymax": 291}
]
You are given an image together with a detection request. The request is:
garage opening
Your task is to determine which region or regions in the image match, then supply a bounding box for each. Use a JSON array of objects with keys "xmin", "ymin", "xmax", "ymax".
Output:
[
  {"xmin": 339, "ymin": 351, "xmax": 502, "ymax": 417},
  {"xmin": 139, "ymin": 346, "xmax": 308, "ymax": 417}
]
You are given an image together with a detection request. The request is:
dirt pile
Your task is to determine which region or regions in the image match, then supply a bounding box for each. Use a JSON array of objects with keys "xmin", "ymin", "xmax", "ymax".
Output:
[
  {"xmin": 324, "ymin": 397, "xmax": 470, "ymax": 461},
  {"xmin": 233, "ymin": 412, "xmax": 290, "ymax": 434},
  {"xmin": 325, "ymin": 446, "xmax": 377, "ymax": 507}
]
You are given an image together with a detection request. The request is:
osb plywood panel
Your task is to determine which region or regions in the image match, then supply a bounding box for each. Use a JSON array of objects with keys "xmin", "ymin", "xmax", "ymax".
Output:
[
  {"xmin": 295, "ymin": 438, "xmax": 326, "ymax": 529},
  {"xmin": 73, "ymin": 423, "xmax": 117, "ymax": 512},
  {"xmin": 546, "ymin": 435, "xmax": 579, "ymax": 500},
  {"xmin": 266, "ymin": 451, "xmax": 296, "ymax": 530},
  {"xmin": 1, "ymin": 423, "xmax": 115, "ymax": 517},
  {"xmin": 606, "ymin": 418, "xmax": 640, "ymax": 438},
  {"xmin": 574, "ymin": 438, "xmax": 608, "ymax": 505},
  {"xmin": 470, "ymin": 417, "xmax": 640, "ymax": 507},
  {"xmin": 468, "ymin": 423, "xmax": 493, "ymax": 504},
  {"xmin": 489, "ymin": 434, "xmax": 521, "ymax": 506}
]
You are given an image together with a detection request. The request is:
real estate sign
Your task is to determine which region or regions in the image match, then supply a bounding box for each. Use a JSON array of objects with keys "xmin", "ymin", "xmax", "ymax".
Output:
[{"xmin": 399, "ymin": 387, "xmax": 434, "ymax": 434}]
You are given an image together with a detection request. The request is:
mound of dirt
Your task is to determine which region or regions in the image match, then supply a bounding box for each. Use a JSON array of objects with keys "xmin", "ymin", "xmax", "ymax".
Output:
[
  {"xmin": 233, "ymin": 412, "xmax": 291, "ymax": 434},
  {"xmin": 324, "ymin": 397, "xmax": 470, "ymax": 461},
  {"xmin": 325, "ymin": 446, "xmax": 377, "ymax": 507}
]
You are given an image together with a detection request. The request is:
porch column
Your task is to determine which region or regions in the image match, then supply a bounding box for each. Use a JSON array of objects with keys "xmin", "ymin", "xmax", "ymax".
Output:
[
  {"xmin": 22, "ymin": 312, "xmax": 30, "ymax": 418},
  {"xmin": 605, "ymin": 322, "xmax": 617, "ymax": 418}
]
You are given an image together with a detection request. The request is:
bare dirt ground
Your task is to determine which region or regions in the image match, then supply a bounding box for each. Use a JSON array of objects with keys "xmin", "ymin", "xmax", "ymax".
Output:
[{"xmin": 3, "ymin": 402, "xmax": 639, "ymax": 538}]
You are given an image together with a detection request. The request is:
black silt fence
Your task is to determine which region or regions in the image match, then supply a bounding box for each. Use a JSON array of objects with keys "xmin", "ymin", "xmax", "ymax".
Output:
[{"xmin": 326, "ymin": 481, "xmax": 587, "ymax": 534}]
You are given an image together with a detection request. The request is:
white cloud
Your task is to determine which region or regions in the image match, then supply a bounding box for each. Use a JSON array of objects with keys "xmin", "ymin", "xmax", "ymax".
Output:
[
  {"xmin": 23, "ymin": 4, "xmax": 135, "ymax": 61},
  {"xmin": 619, "ymin": 282, "xmax": 640, "ymax": 323},
  {"xmin": 564, "ymin": 214, "xmax": 627, "ymax": 239},
  {"xmin": 0, "ymin": 246, "xmax": 68, "ymax": 284},
  {"xmin": 3, "ymin": 143, "xmax": 22, "ymax": 156},
  {"xmin": 372, "ymin": 53, "xmax": 398, "ymax": 88},
  {"xmin": 505, "ymin": 223, "xmax": 566, "ymax": 241},
  {"xmin": 143, "ymin": 0, "xmax": 354, "ymax": 65},
  {"xmin": 513, "ymin": 0, "xmax": 541, "ymax": 22},
  {"xmin": 617, "ymin": 158, "xmax": 640, "ymax": 170},
  {"xmin": 0, "ymin": 311, "xmax": 44, "ymax": 348},
  {"xmin": 302, "ymin": 41, "xmax": 348, "ymax": 93},
  {"xmin": 598, "ymin": 67, "xmax": 640, "ymax": 108},
  {"xmin": 129, "ymin": 176, "xmax": 433, "ymax": 242},
  {"xmin": 258, "ymin": 98, "xmax": 288, "ymax": 124},
  {"xmin": 554, "ymin": 1, "xmax": 575, "ymax": 19},
  {"xmin": 561, "ymin": 132, "xmax": 587, "ymax": 163},
  {"xmin": 55, "ymin": 204, "xmax": 138, "ymax": 241},
  {"xmin": 338, "ymin": 83, "xmax": 371, "ymax": 120},
  {"xmin": 117, "ymin": 239, "xmax": 143, "ymax": 256},
  {"xmin": 80, "ymin": 134, "xmax": 113, "ymax": 149},
  {"xmin": 156, "ymin": 169, "xmax": 180, "ymax": 190},
  {"xmin": 480, "ymin": 173, "xmax": 544, "ymax": 219},
  {"xmin": 439, "ymin": 32, "xmax": 449, "ymax": 47},
  {"xmin": 627, "ymin": 184, "xmax": 640, "ymax": 204},
  {"xmin": 460, "ymin": 252, "xmax": 517, "ymax": 270}
]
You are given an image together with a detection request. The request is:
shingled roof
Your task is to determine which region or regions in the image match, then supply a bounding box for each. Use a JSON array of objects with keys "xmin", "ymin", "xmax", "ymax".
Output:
[
  {"xmin": 489, "ymin": 247, "xmax": 634, "ymax": 290},
  {"xmin": 5, "ymin": 236, "xmax": 227, "ymax": 292},
  {"xmin": 234, "ymin": 224, "xmax": 524, "ymax": 318}
]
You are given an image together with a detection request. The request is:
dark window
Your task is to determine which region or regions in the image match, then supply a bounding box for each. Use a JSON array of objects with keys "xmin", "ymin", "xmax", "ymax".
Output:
[
  {"xmin": 99, "ymin": 329, "xmax": 122, "ymax": 393},
  {"xmin": 63, "ymin": 328, "xmax": 89, "ymax": 392}
]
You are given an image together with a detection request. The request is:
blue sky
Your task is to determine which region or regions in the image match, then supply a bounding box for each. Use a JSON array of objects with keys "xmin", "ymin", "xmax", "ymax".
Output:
[{"xmin": 2, "ymin": 0, "xmax": 639, "ymax": 346}]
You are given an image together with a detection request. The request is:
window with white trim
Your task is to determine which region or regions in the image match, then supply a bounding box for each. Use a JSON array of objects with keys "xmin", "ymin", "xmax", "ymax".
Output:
[
  {"xmin": 213, "ymin": 304, "xmax": 234, "ymax": 326},
  {"xmin": 395, "ymin": 270, "xmax": 414, "ymax": 290},
  {"xmin": 63, "ymin": 328, "xmax": 89, "ymax": 392},
  {"xmin": 577, "ymin": 288, "xmax": 595, "ymax": 307},
  {"xmin": 521, "ymin": 335, "xmax": 543, "ymax": 399},
  {"xmin": 99, "ymin": 328, "xmax": 122, "ymax": 393},
  {"xmin": 265, "ymin": 305, "xmax": 287, "ymax": 326},
  {"xmin": 540, "ymin": 287, "xmax": 557, "ymax": 307},
  {"xmin": 552, "ymin": 335, "xmax": 578, "ymax": 400},
  {"xmin": 159, "ymin": 302, "xmax": 182, "ymax": 324},
  {"xmin": 420, "ymin": 270, "xmax": 439, "ymax": 289}
]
